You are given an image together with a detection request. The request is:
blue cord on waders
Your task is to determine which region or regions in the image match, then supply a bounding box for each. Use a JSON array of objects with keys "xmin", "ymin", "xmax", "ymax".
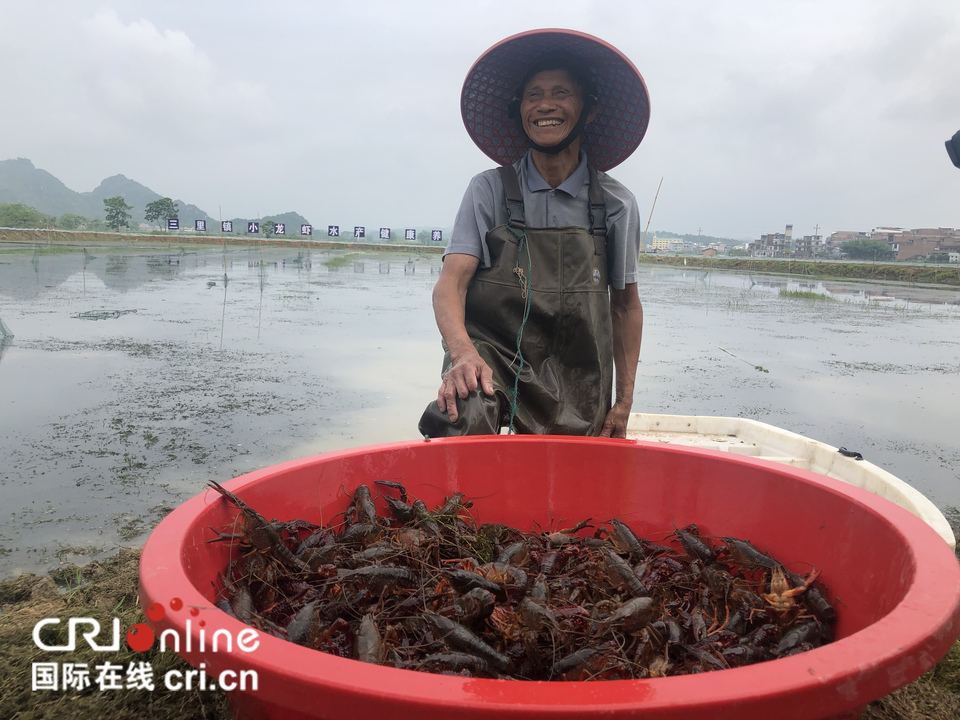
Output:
[{"xmin": 506, "ymin": 225, "xmax": 532, "ymax": 434}]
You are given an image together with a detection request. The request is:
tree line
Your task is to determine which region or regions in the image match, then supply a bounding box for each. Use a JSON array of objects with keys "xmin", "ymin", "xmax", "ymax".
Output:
[
  {"xmin": 838, "ymin": 238, "xmax": 897, "ymax": 261},
  {"xmin": 103, "ymin": 196, "xmax": 177, "ymax": 232},
  {"xmin": 0, "ymin": 196, "xmax": 178, "ymax": 233},
  {"xmin": 0, "ymin": 202, "xmax": 96, "ymax": 230}
]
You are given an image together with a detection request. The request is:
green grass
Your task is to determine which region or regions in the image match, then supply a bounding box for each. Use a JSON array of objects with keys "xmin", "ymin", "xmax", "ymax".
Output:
[
  {"xmin": 778, "ymin": 289, "xmax": 835, "ymax": 301},
  {"xmin": 322, "ymin": 252, "xmax": 364, "ymax": 268},
  {"xmin": 0, "ymin": 548, "xmax": 231, "ymax": 720},
  {"xmin": 0, "ymin": 246, "xmax": 79, "ymax": 256}
]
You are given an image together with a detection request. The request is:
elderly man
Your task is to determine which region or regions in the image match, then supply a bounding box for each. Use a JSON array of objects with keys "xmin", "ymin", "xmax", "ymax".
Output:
[{"xmin": 419, "ymin": 29, "xmax": 650, "ymax": 439}]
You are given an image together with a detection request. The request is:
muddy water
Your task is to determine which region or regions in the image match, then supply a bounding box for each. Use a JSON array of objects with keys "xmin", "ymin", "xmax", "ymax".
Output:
[
  {"xmin": 635, "ymin": 269, "xmax": 960, "ymax": 518},
  {"xmin": 0, "ymin": 244, "xmax": 958, "ymax": 577}
]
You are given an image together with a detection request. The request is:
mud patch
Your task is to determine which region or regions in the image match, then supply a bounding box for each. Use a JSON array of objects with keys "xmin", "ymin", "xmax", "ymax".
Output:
[
  {"xmin": 826, "ymin": 360, "xmax": 958, "ymax": 375},
  {"xmin": 1, "ymin": 335, "xmax": 357, "ymax": 575}
]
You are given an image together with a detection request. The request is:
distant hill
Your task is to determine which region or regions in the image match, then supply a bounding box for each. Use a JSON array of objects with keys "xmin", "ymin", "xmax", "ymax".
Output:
[
  {"xmin": 0, "ymin": 158, "xmax": 229, "ymax": 229},
  {"xmin": 0, "ymin": 158, "xmax": 88, "ymax": 217}
]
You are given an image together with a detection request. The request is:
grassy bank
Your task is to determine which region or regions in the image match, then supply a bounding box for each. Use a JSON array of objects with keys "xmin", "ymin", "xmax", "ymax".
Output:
[
  {"xmin": 1, "ymin": 549, "xmax": 957, "ymax": 719},
  {"xmin": 0, "ymin": 549, "xmax": 231, "ymax": 720},
  {"xmin": 0, "ymin": 227, "xmax": 443, "ymax": 255},
  {"xmin": 639, "ymin": 254, "xmax": 960, "ymax": 288}
]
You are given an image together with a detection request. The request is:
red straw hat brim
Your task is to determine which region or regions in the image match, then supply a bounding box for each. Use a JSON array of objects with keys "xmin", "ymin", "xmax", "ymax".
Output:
[{"xmin": 461, "ymin": 29, "xmax": 651, "ymax": 172}]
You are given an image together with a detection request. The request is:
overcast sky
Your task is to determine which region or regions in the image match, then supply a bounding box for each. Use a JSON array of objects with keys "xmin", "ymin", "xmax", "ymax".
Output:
[{"xmin": 2, "ymin": 0, "xmax": 958, "ymax": 240}]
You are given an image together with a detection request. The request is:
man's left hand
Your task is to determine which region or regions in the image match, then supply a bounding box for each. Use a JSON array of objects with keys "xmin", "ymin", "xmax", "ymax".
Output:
[{"xmin": 599, "ymin": 402, "xmax": 632, "ymax": 439}]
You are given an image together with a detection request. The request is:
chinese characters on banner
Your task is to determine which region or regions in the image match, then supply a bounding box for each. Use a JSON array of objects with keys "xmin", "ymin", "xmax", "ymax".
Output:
[
  {"xmin": 167, "ymin": 219, "xmax": 179, "ymax": 231},
  {"xmin": 201, "ymin": 220, "xmax": 447, "ymax": 245}
]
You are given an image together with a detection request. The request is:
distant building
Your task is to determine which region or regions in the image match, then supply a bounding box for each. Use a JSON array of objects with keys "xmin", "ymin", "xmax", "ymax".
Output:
[
  {"xmin": 749, "ymin": 224, "xmax": 793, "ymax": 257},
  {"xmin": 649, "ymin": 234, "xmax": 672, "ymax": 252},
  {"xmin": 888, "ymin": 228, "xmax": 960, "ymax": 261},
  {"xmin": 793, "ymin": 234, "xmax": 824, "ymax": 258},
  {"xmin": 668, "ymin": 240, "xmax": 698, "ymax": 254},
  {"xmin": 827, "ymin": 230, "xmax": 870, "ymax": 255},
  {"xmin": 827, "ymin": 227, "xmax": 959, "ymax": 261}
]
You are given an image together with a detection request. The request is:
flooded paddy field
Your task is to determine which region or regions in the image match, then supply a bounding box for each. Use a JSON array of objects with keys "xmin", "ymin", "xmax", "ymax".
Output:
[{"xmin": 1, "ymin": 241, "xmax": 958, "ymax": 577}]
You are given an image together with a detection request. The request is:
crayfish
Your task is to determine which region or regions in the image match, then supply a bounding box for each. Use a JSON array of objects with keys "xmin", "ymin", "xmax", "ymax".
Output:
[
  {"xmin": 762, "ymin": 566, "xmax": 820, "ymax": 612},
  {"xmin": 209, "ymin": 481, "xmax": 835, "ymax": 680}
]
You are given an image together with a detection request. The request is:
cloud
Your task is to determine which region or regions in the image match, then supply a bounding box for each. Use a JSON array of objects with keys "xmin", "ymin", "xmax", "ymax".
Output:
[{"xmin": 77, "ymin": 11, "xmax": 268, "ymax": 143}]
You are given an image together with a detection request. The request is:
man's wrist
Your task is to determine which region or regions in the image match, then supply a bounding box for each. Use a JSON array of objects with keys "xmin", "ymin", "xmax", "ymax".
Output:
[{"xmin": 448, "ymin": 338, "xmax": 477, "ymax": 361}]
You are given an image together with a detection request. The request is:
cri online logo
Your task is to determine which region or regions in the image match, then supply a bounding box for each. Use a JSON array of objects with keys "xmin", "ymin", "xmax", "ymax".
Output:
[{"xmin": 32, "ymin": 598, "xmax": 260, "ymax": 654}]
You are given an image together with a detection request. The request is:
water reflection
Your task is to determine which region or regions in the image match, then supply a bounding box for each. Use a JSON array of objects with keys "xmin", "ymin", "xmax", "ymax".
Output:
[
  {"xmin": 0, "ymin": 246, "xmax": 455, "ymax": 303},
  {"xmin": 635, "ymin": 265, "xmax": 960, "ymax": 512},
  {"xmin": 0, "ymin": 336, "xmax": 12, "ymax": 366},
  {"xmin": 749, "ymin": 276, "xmax": 960, "ymax": 310}
]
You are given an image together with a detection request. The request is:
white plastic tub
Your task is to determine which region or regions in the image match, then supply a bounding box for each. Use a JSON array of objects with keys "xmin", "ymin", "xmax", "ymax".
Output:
[{"xmin": 627, "ymin": 413, "xmax": 956, "ymax": 549}]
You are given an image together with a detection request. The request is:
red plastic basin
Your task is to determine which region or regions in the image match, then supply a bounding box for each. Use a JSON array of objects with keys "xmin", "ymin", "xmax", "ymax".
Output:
[{"xmin": 139, "ymin": 437, "xmax": 960, "ymax": 720}]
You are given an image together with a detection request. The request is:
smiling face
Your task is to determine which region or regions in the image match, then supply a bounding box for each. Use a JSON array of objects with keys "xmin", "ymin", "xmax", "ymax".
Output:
[{"xmin": 519, "ymin": 68, "xmax": 594, "ymax": 150}]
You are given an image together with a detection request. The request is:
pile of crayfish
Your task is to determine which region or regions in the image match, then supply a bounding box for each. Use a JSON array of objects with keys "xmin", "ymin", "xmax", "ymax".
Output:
[{"xmin": 208, "ymin": 479, "xmax": 836, "ymax": 680}]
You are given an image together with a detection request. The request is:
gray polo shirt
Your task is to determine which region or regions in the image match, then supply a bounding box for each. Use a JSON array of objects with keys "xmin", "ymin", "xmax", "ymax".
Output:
[{"xmin": 444, "ymin": 151, "xmax": 641, "ymax": 289}]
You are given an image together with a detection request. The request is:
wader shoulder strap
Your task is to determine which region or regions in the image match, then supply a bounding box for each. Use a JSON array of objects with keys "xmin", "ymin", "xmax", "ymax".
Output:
[
  {"xmin": 588, "ymin": 165, "xmax": 608, "ymax": 256},
  {"xmin": 497, "ymin": 164, "xmax": 607, "ymax": 255},
  {"xmin": 497, "ymin": 165, "xmax": 526, "ymax": 230}
]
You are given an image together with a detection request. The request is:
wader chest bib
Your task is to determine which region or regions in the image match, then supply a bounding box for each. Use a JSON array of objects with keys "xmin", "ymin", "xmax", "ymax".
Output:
[{"xmin": 419, "ymin": 165, "xmax": 613, "ymax": 436}]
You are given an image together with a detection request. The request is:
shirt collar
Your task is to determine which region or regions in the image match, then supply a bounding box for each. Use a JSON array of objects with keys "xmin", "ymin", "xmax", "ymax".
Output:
[{"xmin": 521, "ymin": 150, "xmax": 589, "ymax": 197}]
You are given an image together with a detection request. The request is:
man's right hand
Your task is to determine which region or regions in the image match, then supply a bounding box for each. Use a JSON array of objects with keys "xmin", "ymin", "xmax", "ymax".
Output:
[
  {"xmin": 436, "ymin": 348, "xmax": 494, "ymax": 422},
  {"xmin": 430, "ymin": 253, "xmax": 489, "ymax": 422}
]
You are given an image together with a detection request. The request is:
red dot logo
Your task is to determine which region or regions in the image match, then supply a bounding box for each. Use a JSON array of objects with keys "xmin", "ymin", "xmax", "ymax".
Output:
[
  {"xmin": 146, "ymin": 602, "xmax": 166, "ymax": 622},
  {"xmin": 189, "ymin": 606, "xmax": 200, "ymax": 617},
  {"xmin": 169, "ymin": 597, "xmax": 183, "ymax": 611},
  {"xmin": 127, "ymin": 623, "xmax": 155, "ymax": 652}
]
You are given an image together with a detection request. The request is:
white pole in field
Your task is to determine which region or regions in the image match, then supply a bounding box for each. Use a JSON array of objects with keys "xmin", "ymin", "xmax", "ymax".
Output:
[{"xmin": 639, "ymin": 177, "xmax": 663, "ymax": 254}]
